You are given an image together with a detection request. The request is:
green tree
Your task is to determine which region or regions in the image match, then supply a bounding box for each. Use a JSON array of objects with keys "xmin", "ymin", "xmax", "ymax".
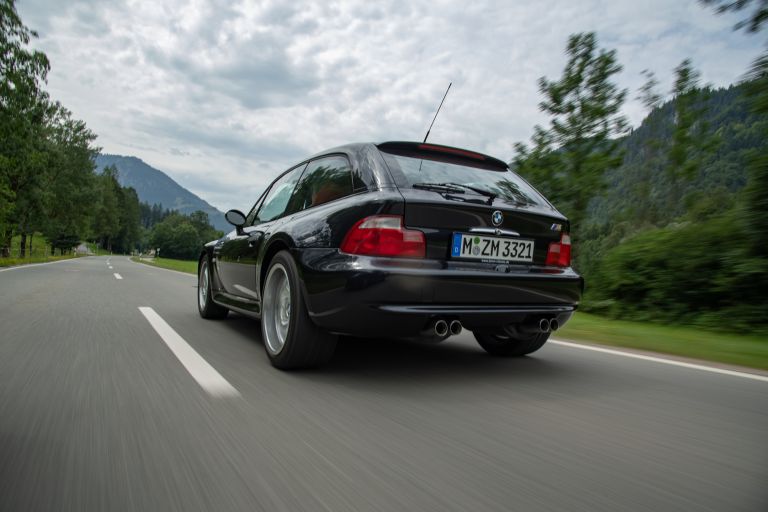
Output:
[
  {"xmin": 0, "ymin": 0, "xmax": 50, "ymax": 256},
  {"xmin": 630, "ymin": 69, "xmax": 664, "ymax": 225},
  {"xmin": 702, "ymin": 0, "xmax": 768, "ymax": 257},
  {"xmin": 149, "ymin": 211, "xmax": 222, "ymax": 259},
  {"xmin": 665, "ymin": 59, "xmax": 718, "ymax": 212},
  {"xmin": 742, "ymin": 55, "xmax": 768, "ymax": 257},
  {"xmin": 92, "ymin": 166, "xmax": 120, "ymax": 252},
  {"xmin": 150, "ymin": 214, "xmax": 199, "ymax": 259},
  {"xmin": 0, "ymin": 0, "xmax": 49, "ymax": 95},
  {"xmin": 189, "ymin": 210, "xmax": 222, "ymax": 244},
  {"xmin": 39, "ymin": 103, "xmax": 99, "ymax": 254},
  {"xmin": 1, "ymin": 91, "xmax": 57, "ymax": 256},
  {"xmin": 513, "ymin": 32, "xmax": 628, "ymax": 231},
  {"xmin": 113, "ymin": 186, "xmax": 141, "ymax": 254}
]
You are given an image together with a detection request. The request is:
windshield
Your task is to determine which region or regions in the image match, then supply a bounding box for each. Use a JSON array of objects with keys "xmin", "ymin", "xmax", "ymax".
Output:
[{"xmin": 380, "ymin": 152, "xmax": 548, "ymax": 207}]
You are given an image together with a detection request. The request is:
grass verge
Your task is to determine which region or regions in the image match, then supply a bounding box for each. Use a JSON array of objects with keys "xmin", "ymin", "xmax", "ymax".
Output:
[
  {"xmin": 559, "ymin": 312, "xmax": 768, "ymax": 370},
  {"xmin": 0, "ymin": 253, "xmax": 79, "ymax": 267},
  {"xmin": 132, "ymin": 256, "xmax": 197, "ymax": 274}
]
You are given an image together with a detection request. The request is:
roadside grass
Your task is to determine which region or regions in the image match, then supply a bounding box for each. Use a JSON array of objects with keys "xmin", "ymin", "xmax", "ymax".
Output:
[
  {"xmin": 559, "ymin": 312, "xmax": 768, "ymax": 370},
  {"xmin": 132, "ymin": 256, "xmax": 197, "ymax": 274},
  {"xmin": 4, "ymin": 232, "xmax": 52, "ymax": 258},
  {"xmin": 0, "ymin": 253, "xmax": 79, "ymax": 267},
  {"xmin": 1, "ymin": 233, "xmax": 84, "ymax": 267}
]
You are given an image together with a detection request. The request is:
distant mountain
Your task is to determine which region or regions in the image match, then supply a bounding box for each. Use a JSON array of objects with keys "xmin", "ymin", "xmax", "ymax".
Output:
[{"xmin": 94, "ymin": 154, "xmax": 228, "ymax": 231}]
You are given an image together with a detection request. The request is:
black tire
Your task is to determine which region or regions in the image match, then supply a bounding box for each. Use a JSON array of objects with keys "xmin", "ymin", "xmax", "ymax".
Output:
[
  {"xmin": 198, "ymin": 257, "xmax": 229, "ymax": 319},
  {"xmin": 261, "ymin": 251, "xmax": 337, "ymax": 369},
  {"xmin": 474, "ymin": 331, "xmax": 549, "ymax": 357}
]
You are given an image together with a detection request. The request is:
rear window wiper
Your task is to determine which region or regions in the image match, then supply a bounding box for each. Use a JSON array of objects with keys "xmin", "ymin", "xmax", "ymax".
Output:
[
  {"xmin": 412, "ymin": 182, "xmax": 496, "ymax": 205},
  {"xmin": 444, "ymin": 182, "xmax": 496, "ymax": 203},
  {"xmin": 412, "ymin": 182, "xmax": 466, "ymax": 194}
]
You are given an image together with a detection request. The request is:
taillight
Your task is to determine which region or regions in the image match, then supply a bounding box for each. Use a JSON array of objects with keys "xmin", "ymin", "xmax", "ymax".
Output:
[
  {"xmin": 340, "ymin": 215, "xmax": 425, "ymax": 258},
  {"xmin": 545, "ymin": 233, "xmax": 571, "ymax": 267}
]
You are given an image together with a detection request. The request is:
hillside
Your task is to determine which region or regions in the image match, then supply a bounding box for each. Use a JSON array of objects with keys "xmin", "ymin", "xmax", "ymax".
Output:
[
  {"xmin": 94, "ymin": 155, "xmax": 228, "ymax": 231},
  {"xmin": 587, "ymin": 82, "xmax": 765, "ymax": 228}
]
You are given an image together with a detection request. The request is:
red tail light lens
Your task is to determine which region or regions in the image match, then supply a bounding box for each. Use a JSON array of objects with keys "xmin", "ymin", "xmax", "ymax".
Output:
[
  {"xmin": 545, "ymin": 233, "xmax": 571, "ymax": 267},
  {"xmin": 341, "ymin": 215, "xmax": 425, "ymax": 258}
]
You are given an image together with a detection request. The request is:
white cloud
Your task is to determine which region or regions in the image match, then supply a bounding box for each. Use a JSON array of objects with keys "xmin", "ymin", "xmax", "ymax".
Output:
[{"xmin": 17, "ymin": 0, "xmax": 761, "ymax": 212}]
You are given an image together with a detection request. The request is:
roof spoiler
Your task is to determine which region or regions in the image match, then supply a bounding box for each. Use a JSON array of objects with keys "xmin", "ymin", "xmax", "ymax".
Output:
[{"xmin": 377, "ymin": 141, "xmax": 509, "ymax": 170}]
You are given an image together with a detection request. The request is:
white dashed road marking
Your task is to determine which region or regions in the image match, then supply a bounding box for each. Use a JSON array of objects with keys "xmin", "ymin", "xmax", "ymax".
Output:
[
  {"xmin": 138, "ymin": 307, "xmax": 240, "ymax": 397},
  {"xmin": 550, "ymin": 339, "xmax": 768, "ymax": 383},
  {"xmin": 114, "ymin": 273, "xmax": 123, "ymax": 280}
]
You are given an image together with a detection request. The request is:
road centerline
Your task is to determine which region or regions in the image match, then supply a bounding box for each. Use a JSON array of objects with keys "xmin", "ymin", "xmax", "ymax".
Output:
[{"xmin": 138, "ymin": 307, "xmax": 240, "ymax": 397}]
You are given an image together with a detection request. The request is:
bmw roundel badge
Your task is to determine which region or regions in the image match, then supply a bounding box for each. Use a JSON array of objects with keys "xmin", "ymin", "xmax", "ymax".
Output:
[{"xmin": 491, "ymin": 210, "xmax": 503, "ymax": 226}]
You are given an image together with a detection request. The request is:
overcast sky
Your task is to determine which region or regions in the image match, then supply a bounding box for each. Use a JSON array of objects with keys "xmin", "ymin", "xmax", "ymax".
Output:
[{"xmin": 17, "ymin": 0, "xmax": 762, "ymax": 212}]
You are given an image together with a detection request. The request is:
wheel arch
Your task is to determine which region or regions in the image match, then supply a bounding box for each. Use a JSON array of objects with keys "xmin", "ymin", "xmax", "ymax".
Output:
[
  {"xmin": 197, "ymin": 250, "xmax": 208, "ymax": 274},
  {"xmin": 198, "ymin": 247, "xmax": 226, "ymax": 292},
  {"xmin": 258, "ymin": 236, "xmax": 294, "ymax": 295}
]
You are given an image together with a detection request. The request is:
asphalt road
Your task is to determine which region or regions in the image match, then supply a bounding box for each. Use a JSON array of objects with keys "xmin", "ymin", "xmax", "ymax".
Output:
[{"xmin": 1, "ymin": 256, "xmax": 766, "ymax": 512}]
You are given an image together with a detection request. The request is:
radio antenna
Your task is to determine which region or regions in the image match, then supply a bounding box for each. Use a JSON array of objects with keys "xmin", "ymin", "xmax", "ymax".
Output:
[{"xmin": 422, "ymin": 82, "xmax": 452, "ymax": 143}]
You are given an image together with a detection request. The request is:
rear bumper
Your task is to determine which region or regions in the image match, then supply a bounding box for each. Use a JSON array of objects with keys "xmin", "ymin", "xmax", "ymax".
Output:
[{"xmin": 296, "ymin": 249, "xmax": 583, "ymax": 337}]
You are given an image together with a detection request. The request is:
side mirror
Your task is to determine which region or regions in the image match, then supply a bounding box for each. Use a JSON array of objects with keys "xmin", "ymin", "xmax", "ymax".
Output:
[{"xmin": 225, "ymin": 209, "xmax": 247, "ymax": 235}]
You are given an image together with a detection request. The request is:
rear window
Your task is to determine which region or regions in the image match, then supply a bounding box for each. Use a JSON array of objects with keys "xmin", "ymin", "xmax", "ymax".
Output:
[{"xmin": 380, "ymin": 151, "xmax": 548, "ymax": 207}]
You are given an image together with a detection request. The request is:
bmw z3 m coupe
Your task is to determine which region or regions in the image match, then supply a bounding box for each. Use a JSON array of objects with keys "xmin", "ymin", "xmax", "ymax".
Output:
[{"xmin": 197, "ymin": 141, "xmax": 583, "ymax": 369}]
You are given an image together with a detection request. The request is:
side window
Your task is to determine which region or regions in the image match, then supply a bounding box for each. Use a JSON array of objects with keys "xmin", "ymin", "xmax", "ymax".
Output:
[
  {"xmin": 253, "ymin": 164, "xmax": 306, "ymax": 224},
  {"xmin": 288, "ymin": 156, "xmax": 354, "ymax": 212},
  {"xmin": 245, "ymin": 189, "xmax": 269, "ymax": 226}
]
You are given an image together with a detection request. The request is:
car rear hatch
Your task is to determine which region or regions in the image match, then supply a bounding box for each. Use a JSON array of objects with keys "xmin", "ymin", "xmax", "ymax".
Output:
[{"xmin": 377, "ymin": 141, "xmax": 568, "ymax": 267}]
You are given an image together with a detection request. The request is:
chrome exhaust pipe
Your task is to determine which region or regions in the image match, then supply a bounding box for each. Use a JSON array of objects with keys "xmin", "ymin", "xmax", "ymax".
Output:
[
  {"xmin": 549, "ymin": 318, "xmax": 559, "ymax": 332},
  {"xmin": 449, "ymin": 320, "xmax": 462, "ymax": 336},
  {"xmin": 516, "ymin": 318, "xmax": 550, "ymax": 335},
  {"xmin": 434, "ymin": 319, "xmax": 449, "ymax": 337}
]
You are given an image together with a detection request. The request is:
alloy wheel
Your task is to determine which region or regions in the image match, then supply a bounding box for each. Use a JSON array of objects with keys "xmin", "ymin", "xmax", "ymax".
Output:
[
  {"xmin": 198, "ymin": 262, "xmax": 209, "ymax": 310},
  {"xmin": 263, "ymin": 263, "xmax": 291, "ymax": 355}
]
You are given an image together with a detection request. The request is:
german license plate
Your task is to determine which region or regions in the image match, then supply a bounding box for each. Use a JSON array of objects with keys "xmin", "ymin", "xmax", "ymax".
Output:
[{"xmin": 451, "ymin": 233, "xmax": 534, "ymax": 263}]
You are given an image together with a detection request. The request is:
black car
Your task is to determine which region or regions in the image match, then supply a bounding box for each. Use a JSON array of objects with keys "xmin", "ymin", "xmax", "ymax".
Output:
[{"xmin": 197, "ymin": 141, "xmax": 583, "ymax": 369}]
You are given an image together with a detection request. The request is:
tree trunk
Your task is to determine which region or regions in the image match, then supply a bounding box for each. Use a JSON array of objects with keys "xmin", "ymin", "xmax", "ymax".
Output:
[
  {"xmin": 29, "ymin": 233, "xmax": 33, "ymax": 257},
  {"xmin": 1, "ymin": 230, "xmax": 11, "ymax": 258},
  {"xmin": 19, "ymin": 232, "xmax": 27, "ymax": 258}
]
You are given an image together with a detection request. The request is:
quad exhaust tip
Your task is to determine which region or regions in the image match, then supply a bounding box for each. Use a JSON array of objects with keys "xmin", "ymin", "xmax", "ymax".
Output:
[
  {"xmin": 434, "ymin": 319, "xmax": 449, "ymax": 337},
  {"xmin": 536, "ymin": 318, "xmax": 559, "ymax": 333},
  {"xmin": 506, "ymin": 317, "xmax": 561, "ymax": 337},
  {"xmin": 425, "ymin": 319, "xmax": 461, "ymax": 338}
]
